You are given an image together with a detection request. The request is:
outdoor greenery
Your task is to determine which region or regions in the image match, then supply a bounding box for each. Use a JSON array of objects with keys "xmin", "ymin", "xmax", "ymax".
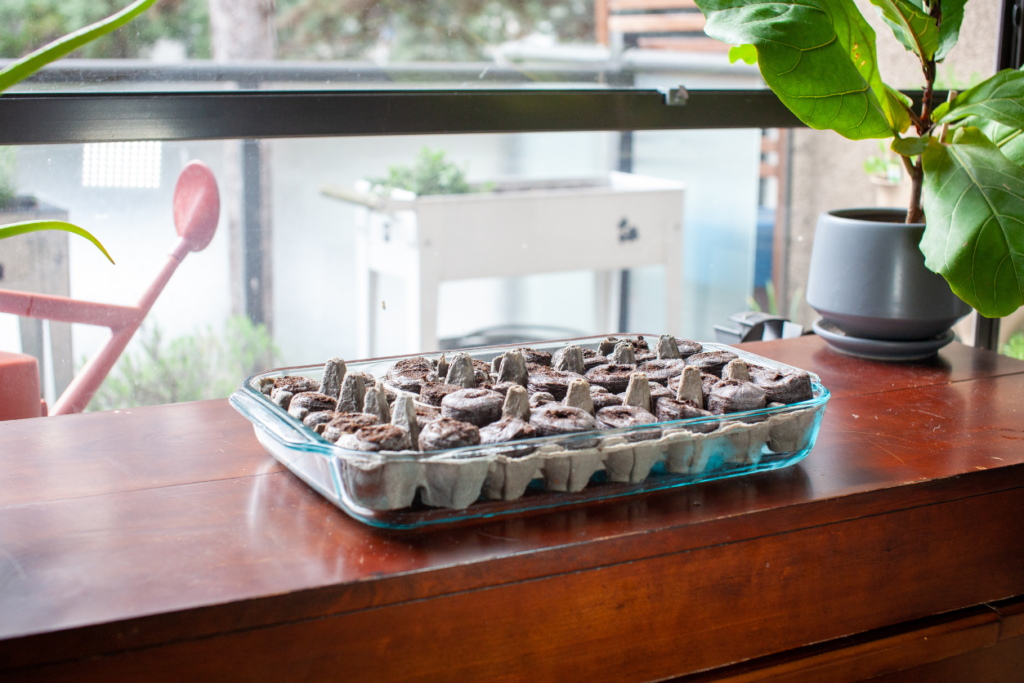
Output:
[
  {"xmin": 863, "ymin": 140, "xmax": 904, "ymax": 184},
  {"xmin": 933, "ymin": 64, "xmax": 983, "ymax": 91},
  {"xmin": 0, "ymin": 148, "xmax": 16, "ymax": 209},
  {"xmin": 1, "ymin": 0, "xmax": 593, "ymax": 63},
  {"xmin": 1003, "ymin": 331, "xmax": 1024, "ymax": 360},
  {"xmin": 366, "ymin": 147, "xmax": 475, "ymax": 196},
  {"xmin": 0, "ymin": 0, "xmax": 208, "ymax": 61},
  {"xmin": 747, "ymin": 281, "xmax": 802, "ymax": 322},
  {"xmin": 88, "ymin": 315, "xmax": 279, "ymax": 410},
  {"xmin": 275, "ymin": 0, "xmax": 594, "ymax": 62},
  {"xmin": 0, "ymin": 0, "xmax": 155, "ymax": 258},
  {"xmin": 697, "ymin": 0, "xmax": 1024, "ymax": 319}
]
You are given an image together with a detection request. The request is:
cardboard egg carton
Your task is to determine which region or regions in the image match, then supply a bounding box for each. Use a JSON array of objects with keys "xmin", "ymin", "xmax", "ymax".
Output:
[{"xmin": 334, "ymin": 406, "xmax": 820, "ymax": 510}]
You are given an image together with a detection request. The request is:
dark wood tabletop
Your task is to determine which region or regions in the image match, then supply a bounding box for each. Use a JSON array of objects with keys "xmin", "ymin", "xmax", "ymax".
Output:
[{"xmin": 2, "ymin": 335, "xmax": 1023, "ymax": 682}]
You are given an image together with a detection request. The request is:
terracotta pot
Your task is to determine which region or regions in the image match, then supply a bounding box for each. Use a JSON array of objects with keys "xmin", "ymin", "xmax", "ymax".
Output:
[{"xmin": 0, "ymin": 350, "xmax": 43, "ymax": 420}]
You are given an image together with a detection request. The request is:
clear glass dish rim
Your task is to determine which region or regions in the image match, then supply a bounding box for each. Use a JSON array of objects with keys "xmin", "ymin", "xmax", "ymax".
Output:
[{"xmin": 231, "ymin": 334, "xmax": 830, "ymax": 465}]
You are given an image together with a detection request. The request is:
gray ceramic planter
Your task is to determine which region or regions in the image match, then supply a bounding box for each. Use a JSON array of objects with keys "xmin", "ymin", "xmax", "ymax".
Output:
[{"xmin": 806, "ymin": 208, "xmax": 971, "ymax": 341}]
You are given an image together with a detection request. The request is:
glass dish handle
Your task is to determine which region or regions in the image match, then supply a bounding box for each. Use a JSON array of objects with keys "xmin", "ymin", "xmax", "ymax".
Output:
[{"xmin": 229, "ymin": 390, "xmax": 319, "ymax": 447}]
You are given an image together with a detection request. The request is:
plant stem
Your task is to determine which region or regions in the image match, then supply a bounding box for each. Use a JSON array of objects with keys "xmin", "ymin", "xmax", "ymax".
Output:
[
  {"xmin": 908, "ymin": 1, "xmax": 942, "ymax": 224},
  {"xmin": 908, "ymin": 159, "xmax": 925, "ymax": 223},
  {"xmin": 906, "ymin": 69, "xmax": 932, "ymax": 224}
]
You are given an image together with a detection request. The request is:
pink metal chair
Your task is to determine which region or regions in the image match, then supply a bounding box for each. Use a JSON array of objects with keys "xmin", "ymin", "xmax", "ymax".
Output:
[{"xmin": 0, "ymin": 161, "xmax": 220, "ymax": 419}]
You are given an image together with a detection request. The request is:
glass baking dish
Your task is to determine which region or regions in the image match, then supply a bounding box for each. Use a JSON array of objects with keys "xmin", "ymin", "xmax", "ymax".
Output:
[{"xmin": 230, "ymin": 335, "xmax": 829, "ymax": 529}]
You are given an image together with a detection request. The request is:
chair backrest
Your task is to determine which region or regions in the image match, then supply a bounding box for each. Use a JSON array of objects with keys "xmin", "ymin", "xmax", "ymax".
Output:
[{"xmin": 595, "ymin": 0, "xmax": 726, "ymax": 53}]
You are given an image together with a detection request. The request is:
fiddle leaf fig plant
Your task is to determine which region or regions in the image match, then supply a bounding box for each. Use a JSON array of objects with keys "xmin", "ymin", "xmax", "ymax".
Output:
[
  {"xmin": 0, "ymin": 0, "xmax": 156, "ymax": 264},
  {"xmin": 695, "ymin": 0, "xmax": 1024, "ymax": 318}
]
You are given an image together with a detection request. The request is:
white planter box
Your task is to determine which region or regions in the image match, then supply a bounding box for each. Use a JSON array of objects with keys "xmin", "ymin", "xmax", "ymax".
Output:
[{"xmin": 330, "ymin": 172, "xmax": 685, "ymax": 355}]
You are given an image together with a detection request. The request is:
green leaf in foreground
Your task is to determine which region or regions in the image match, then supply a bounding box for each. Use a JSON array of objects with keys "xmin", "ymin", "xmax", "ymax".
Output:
[
  {"xmin": 935, "ymin": 0, "xmax": 967, "ymax": 62},
  {"xmin": 953, "ymin": 116, "xmax": 1024, "ymax": 167},
  {"xmin": 884, "ymin": 84, "xmax": 913, "ymax": 134},
  {"xmin": 0, "ymin": 220, "xmax": 115, "ymax": 264},
  {"xmin": 980, "ymin": 120, "xmax": 1024, "ymax": 167},
  {"xmin": 728, "ymin": 44, "xmax": 758, "ymax": 65},
  {"xmin": 920, "ymin": 128, "xmax": 1024, "ymax": 317},
  {"xmin": 934, "ymin": 69, "xmax": 1024, "ymax": 130},
  {"xmin": 891, "ymin": 136, "xmax": 929, "ymax": 156},
  {"xmin": 868, "ymin": 0, "xmax": 938, "ymax": 60},
  {"xmin": 0, "ymin": 0, "xmax": 157, "ymax": 94},
  {"xmin": 696, "ymin": 0, "xmax": 893, "ymax": 140}
]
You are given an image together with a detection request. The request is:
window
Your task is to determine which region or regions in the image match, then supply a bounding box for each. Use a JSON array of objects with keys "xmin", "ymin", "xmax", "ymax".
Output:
[
  {"xmin": 0, "ymin": 0, "xmax": 1015, "ymax": 410},
  {"xmin": 82, "ymin": 141, "xmax": 163, "ymax": 188}
]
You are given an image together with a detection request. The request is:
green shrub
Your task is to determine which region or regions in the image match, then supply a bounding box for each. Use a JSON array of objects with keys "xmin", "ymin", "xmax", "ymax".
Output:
[
  {"xmin": 366, "ymin": 147, "xmax": 472, "ymax": 196},
  {"xmin": 1002, "ymin": 332, "xmax": 1024, "ymax": 361},
  {"xmin": 88, "ymin": 315, "xmax": 278, "ymax": 410},
  {"xmin": 0, "ymin": 147, "xmax": 16, "ymax": 208}
]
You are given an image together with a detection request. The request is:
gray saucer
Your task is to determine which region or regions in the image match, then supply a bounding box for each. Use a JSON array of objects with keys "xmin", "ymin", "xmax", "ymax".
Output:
[{"xmin": 813, "ymin": 319, "xmax": 955, "ymax": 361}]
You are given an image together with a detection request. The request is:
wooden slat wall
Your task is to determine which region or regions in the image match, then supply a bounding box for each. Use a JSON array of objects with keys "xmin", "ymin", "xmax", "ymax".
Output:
[
  {"xmin": 610, "ymin": 0, "xmax": 699, "ymax": 10},
  {"xmin": 607, "ymin": 13, "xmax": 707, "ymax": 34},
  {"xmin": 636, "ymin": 37, "xmax": 729, "ymax": 52},
  {"xmin": 597, "ymin": 0, "xmax": 710, "ymax": 53}
]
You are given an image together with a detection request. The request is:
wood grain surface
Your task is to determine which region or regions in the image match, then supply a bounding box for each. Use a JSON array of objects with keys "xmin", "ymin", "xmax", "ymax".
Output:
[
  {"xmin": 743, "ymin": 336, "xmax": 1024, "ymax": 399},
  {"xmin": 0, "ymin": 398, "xmax": 282, "ymax": 506},
  {"xmin": 867, "ymin": 634, "xmax": 1024, "ymax": 683},
  {"xmin": 1, "ymin": 335, "xmax": 1022, "ymax": 681},
  {"xmin": 672, "ymin": 606, "xmax": 1003, "ymax": 683}
]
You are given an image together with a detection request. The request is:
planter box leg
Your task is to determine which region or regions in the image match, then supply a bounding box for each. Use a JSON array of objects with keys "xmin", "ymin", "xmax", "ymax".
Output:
[{"xmin": 407, "ymin": 264, "xmax": 439, "ymax": 354}]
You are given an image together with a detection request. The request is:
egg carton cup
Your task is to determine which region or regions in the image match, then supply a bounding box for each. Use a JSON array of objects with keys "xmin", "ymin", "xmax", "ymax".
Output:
[{"xmin": 231, "ymin": 336, "xmax": 829, "ymax": 530}]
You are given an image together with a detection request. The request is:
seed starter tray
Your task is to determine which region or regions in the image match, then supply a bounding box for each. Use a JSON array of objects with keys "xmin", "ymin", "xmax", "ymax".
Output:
[{"xmin": 230, "ymin": 335, "xmax": 829, "ymax": 529}]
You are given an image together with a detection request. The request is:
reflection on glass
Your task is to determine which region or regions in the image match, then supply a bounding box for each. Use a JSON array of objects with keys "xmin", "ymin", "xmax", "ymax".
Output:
[
  {"xmin": 1, "ymin": 0, "xmax": 761, "ymax": 92},
  {"xmin": 0, "ymin": 127, "xmax": 779, "ymax": 410},
  {"xmin": 82, "ymin": 141, "xmax": 163, "ymax": 188}
]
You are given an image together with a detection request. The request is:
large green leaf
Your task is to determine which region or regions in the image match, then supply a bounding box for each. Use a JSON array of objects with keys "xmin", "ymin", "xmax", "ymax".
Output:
[
  {"xmin": 955, "ymin": 116, "xmax": 1024, "ymax": 167},
  {"xmin": 920, "ymin": 127, "xmax": 1024, "ymax": 317},
  {"xmin": 0, "ymin": 221, "xmax": 114, "ymax": 264},
  {"xmin": 884, "ymin": 84, "xmax": 913, "ymax": 134},
  {"xmin": 891, "ymin": 135, "xmax": 929, "ymax": 156},
  {"xmin": 729, "ymin": 44, "xmax": 758, "ymax": 64},
  {"xmin": 985, "ymin": 124, "xmax": 1024, "ymax": 167},
  {"xmin": 696, "ymin": 0, "xmax": 894, "ymax": 140},
  {"xmin": 935, "ymin": 0, "xmax": 967, "ymax": 62},
  {"xmin": 934, "ymin": 69, "xmax": 1024, "ymax": 130},
  {"xmin": 869, "ymin": 0, "xmax": 938, "ymax": 60},
  {"xmin": 0, "ymin": 0, "xmax": 156, "ymax": 94}
]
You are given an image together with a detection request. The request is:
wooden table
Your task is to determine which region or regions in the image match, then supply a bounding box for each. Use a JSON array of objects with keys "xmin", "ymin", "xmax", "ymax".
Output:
[{"xmin": 2, "ymin": 336, "xmax": 1023, "ymax": 682}]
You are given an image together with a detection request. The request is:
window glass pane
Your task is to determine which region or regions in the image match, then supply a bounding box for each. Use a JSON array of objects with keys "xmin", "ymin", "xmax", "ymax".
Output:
[
  {"xmin": 1, "ymin": 128, "xmax": 766, "ymax": 409},
  {"xmin": 1, "ymin": 0, "xmax": 762, "ymax": 92},
  {"xmin": 1, "ymin": 0, "xmax": 1015, "ymax": 415}
]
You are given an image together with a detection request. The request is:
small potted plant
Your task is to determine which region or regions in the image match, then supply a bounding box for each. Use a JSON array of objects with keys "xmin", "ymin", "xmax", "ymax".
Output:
[{"xmin": 695, "ymin": 0, "xmax": 1022, "ymax": 356}]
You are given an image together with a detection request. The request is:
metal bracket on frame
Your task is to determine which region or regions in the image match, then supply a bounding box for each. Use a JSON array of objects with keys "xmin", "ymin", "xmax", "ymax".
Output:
[{"xmin": 662, "ymin": 85, "xmax": 689, "ymax": 107}]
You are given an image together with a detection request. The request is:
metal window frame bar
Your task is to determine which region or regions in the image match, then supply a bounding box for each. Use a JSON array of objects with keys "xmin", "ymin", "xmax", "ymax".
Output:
[
  {"xmin": 0, "ymin": 88, "xmax": 808, "ymax": 145},
  {"xmin": 0, "ymin": 88, "xmax": 947, "ymax": 146},
  {"xmin": 0, "ymin": 57, "xmax": 746, "ymax": 85}
]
